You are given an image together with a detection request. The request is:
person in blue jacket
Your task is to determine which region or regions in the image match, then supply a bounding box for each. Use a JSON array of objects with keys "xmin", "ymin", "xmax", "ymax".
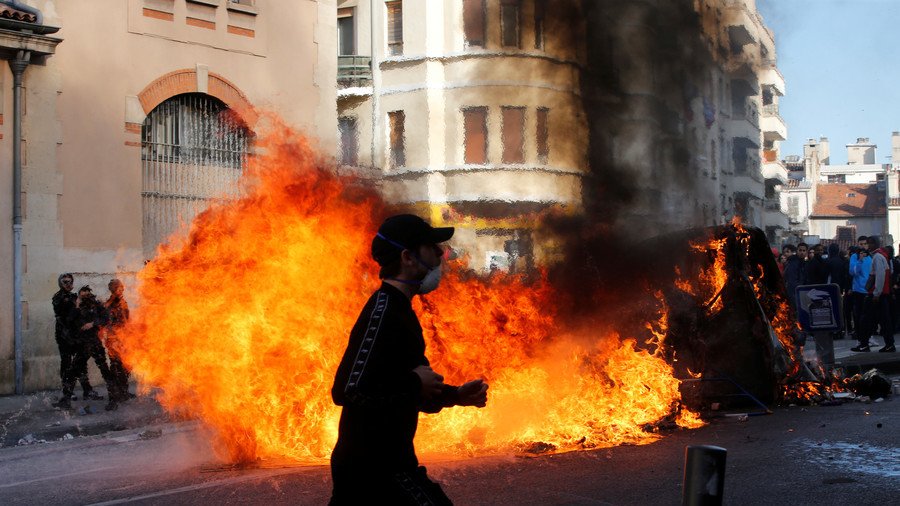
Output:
[{"xmin": 849, "ymin": 236, "xmax": 873, "ymax": 342}]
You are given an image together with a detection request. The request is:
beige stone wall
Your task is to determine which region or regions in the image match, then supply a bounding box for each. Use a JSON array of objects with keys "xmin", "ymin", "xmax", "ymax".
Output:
[
  {"xmin": 0, "ymin": 0, "xmax": 336, "ymax": 393},
  {"xmin": 0, "ymin": 65, "xmax": 13, "ymax": 391}
]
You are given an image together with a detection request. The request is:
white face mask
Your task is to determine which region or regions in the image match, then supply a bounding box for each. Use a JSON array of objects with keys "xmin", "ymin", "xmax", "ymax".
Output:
[{"xmin": 417, "ymin": 262, "xmax": 442, "ymax": 295}]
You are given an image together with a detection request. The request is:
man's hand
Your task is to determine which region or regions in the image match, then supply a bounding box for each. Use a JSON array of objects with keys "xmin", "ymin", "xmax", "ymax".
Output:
[
  {"xmin": 457, "ymin": 379, "xmax": 489, "ymax": 407},
  {"xmin": 80, "ymin": 322, "xmax": 93, "ymax": 331},
  {"xmin": 413, "ymin": 365, "xmax": 444, "ymax": 400}
]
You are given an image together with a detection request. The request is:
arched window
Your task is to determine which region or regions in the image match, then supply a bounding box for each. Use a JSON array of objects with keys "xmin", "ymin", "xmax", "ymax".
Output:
[{"xmin": 141, "ymin": 93, "xmax": 251, "ymax": 258}]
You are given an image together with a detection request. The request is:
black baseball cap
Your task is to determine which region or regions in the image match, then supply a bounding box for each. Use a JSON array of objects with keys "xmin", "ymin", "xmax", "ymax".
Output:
[{"xmin": 371, "ymin": 214, "xmax": 454, "ymax": 266}]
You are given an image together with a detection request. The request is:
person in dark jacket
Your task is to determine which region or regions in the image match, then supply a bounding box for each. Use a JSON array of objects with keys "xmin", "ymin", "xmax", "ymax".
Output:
[
  {"xmin": 806, "ymin": 243, "xmax": 829, "ymax": 285},
  {"xmin": 330, "ymin": 215, "xmax": 489, "ymax": 505},
  {"xmin": 51, "ymin": 273, "xmax": 98, "ymax": 407},
  {"xmin": 103, "ymin": 279, "xmax": 132, "ymax": 411},
  {"xmin": 57, "ymin": 285, "xmax": 116, "ymax": 410},
  {"xmin": 782, "ymin": 244, "xmax": 806, "ymax": 309}
]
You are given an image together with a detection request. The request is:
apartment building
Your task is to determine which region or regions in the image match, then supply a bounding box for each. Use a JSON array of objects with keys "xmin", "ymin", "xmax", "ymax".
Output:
[
  {"xmin": 336, "ymin": 0, "xmax": 587, "ymax": 271},
  {"xmin": 782, "ymin": 135, "xmax": 896, "ymax": 243},
  {"xmin": 335, "ymin": 0, "xmax": 789, "ymax": 263},
  {"xmin": 0, "ymin": 0, "xmax": 336, "ymax": 393}
]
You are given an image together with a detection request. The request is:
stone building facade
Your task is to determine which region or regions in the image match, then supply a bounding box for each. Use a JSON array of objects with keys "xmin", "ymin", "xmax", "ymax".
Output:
[
  {"xmin": 334, "ymin": 0, "xmax": 789, "ymax": 268},
  {"xmin": 0, "ymin": 0, "xmax": 337, "ymax": 393}
]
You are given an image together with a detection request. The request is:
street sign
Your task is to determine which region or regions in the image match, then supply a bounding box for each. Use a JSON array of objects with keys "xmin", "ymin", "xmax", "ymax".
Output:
[{"xmin": 795, "ymin": 283, "xmax": 843, "ymax": 332}]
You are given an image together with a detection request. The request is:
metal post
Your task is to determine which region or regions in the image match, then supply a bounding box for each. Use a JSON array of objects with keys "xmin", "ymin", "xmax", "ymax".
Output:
[
  {"xmin": 813, "ymin": 331, "xmax": 835, "ymax": 372},
  {"xmin": 682, "ymin": 445, "xmax": 727, "ymax": 506},
  {"xmin": 10, "ymin": 50, "xmax": 30, "ymax": 395}
]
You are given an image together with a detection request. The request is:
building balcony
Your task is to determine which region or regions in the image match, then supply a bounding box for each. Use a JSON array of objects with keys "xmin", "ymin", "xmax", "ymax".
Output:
[
  {"xmin": 764, "ymin": 204, "xmax": 790, "ymax": 230},
  {"xmin": 759, "ymin": 63, "xmax": 786, "ymax": 96},
  {"xmin": 729, "ymin": 116, "xmax": 761, "ymax": 149},
  {"xmin": 732, "ymin": 173, "xmax": 765, "ymax": 200},
  {"xmin": 762, "ymin": 160, "xmax": 788, "ymax": 184},
  {"xmin": 761, "ymin": 104, "xmax": 787, "ymax": 141},
  {"xmin": 724, "ymin": 3, "xmax": 758, "ymax": 48},
  {"xmin": 338, "ymin": 55, "xmax": 372, "ymax": 89}
]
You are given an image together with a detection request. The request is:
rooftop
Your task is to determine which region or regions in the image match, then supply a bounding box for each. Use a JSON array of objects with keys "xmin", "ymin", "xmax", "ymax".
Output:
[
  {"xmin": 811, "ymin": 183, "xmax": 885, "ymax": 218},
  {"xmin": 0, "ymin": 4, "xmax": 36, "ymax": 23}
]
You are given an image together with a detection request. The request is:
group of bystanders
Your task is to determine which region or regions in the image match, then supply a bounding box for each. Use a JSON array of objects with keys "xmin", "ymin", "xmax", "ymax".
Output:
[{"xmin": 777, "ymin": 235, "xmax": 897, "ymax": 354}]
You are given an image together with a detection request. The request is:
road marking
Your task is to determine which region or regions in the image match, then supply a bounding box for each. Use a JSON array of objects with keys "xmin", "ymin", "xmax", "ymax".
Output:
[
  {"xmin": 0, "ymin": 466, "xmax": 118, "ymax": 489},
  {"xmin": 85, "ymin": 467, "xmax": 312, "ymax": 505}
]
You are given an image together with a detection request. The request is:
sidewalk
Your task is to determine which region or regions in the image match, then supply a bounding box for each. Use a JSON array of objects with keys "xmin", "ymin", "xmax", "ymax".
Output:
[
  {"xmin": 805, "ymin": 334, "xmax": 900, "ymax": 375},
  {"xmin": 0, "ymin": 383, "xmax": 169, "ymax": 448},
  {"xmin": 2, "ymin": 339, "xmax": 897, "ymax": 450}
]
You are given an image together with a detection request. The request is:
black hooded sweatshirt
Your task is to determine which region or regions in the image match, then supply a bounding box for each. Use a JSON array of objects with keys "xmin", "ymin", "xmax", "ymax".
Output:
[{"xmin": 331, "ymin": 283, "xmax": 459, "ymax": 473}]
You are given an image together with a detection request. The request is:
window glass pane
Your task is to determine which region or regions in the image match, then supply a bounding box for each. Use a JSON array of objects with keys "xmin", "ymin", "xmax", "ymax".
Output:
[
  {"xmin": 534, "ymin": 0, "xmax": 545, "ymax": 49},
  {"xmin": 463, "ymin": 107, "xmax": 488, "ymax": 164},
  {"xmin": 502, "ymin": 106, "xmax": 525, "ymax": 163},
  {"xmin": 536, "ymin": 107, "xmax": 549, "ymax": 163},
  {"xmin": 387, "ymin": 1, "xmax": 403, "ymax": 56},
  {"xmin": 500, "ymin": 0, "xmax": 519, "ymax": 48},
  {"xmin": 338, "ymin": 16, "xmax": 355, "ymax": 55},
  {"xmin": 463, "ymin": 0, "xmax": 485, "ymax": 47},
  {"xmin": 339, "ymin": 117, "xmax": 358, "ymax": 166},
  {"xmin": 389, "ymin": 111, "xmax": 406, "ymax": 168}
]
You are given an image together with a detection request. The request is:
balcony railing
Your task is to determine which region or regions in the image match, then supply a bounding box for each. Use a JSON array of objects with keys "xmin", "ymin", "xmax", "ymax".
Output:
[
  {"xmin": 338, "ymin": 55, "xmax": 372, "ymax": 88},
  {"xmin": 762, "ymin": 104, "xmax": 779, "ymax": 116}
]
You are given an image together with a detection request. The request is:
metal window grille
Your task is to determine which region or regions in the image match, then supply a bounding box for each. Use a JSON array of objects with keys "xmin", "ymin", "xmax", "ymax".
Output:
[{"xmin": 141, "ymin": 93, "xmax": 251, "ymax": 259}]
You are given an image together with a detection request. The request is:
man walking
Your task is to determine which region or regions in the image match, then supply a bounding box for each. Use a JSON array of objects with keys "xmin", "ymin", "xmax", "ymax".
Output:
[{"xmin": 330, "ymin": 214, "xmax": 489, "ymax": 505}]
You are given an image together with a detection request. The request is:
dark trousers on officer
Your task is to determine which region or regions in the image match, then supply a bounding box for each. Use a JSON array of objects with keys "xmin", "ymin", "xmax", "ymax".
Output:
[
  {"xmin": 56, "ymin": 338, "xmax": 92, "ymax": 396},
  {"xmin": 858, "ymin": 296, "xmax": 896, "ymax": 348},
  {"xmin": 107, "ymin": 351, "xmax": 130, "ymax": 401},
  {"xmin": 63, "ymin": 338, "xmax": 113, "ymax": 398}
]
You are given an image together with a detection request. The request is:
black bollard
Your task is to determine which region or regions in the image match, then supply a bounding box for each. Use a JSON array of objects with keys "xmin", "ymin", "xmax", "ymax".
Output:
[{"xmin": 682, "ymin": 445, "xmax": 727, "ymax": 506}]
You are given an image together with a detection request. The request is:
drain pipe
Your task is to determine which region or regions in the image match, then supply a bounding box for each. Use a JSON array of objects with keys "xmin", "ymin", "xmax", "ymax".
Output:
[
  {"xmin": 10, "ymin": 50, "xmax": 30, "ymax": 395},
  {"xmin": 369, "ymin": 0, "xmax": 378, "ymax": 170}
]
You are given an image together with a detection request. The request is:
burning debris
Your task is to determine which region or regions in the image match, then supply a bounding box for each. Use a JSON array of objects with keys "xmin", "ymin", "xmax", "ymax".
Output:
[
  {"xmin": 114, "ymin": 119, "xmax": 707, "ymax": 464},
  {"xmin": 112, "ymin": 114, "xmax": 849, "ymax": 465}
]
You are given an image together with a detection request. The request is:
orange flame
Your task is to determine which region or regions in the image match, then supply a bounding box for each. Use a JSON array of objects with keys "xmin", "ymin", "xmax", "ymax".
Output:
[{"xmin": 116, "ymin": 118, "xmax": 702, "ymax": 464}]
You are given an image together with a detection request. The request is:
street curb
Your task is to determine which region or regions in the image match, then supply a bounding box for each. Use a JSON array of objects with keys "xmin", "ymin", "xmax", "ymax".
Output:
[
  {"xmin": 834, "ymin": 356, "xmax": 900, "ymax": 376},
  {"xmin": 0, "ymin": 420, "xmax": 201, "ymax": 463}
]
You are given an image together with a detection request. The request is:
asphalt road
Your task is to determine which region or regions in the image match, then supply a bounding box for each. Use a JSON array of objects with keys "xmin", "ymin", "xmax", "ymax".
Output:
[{"xmin": 0, "ymin": 398, "xmax": 897, "ymax": 505}]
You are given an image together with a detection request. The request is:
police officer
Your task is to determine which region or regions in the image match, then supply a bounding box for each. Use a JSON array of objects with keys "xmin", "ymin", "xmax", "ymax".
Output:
[
  {"xmin": 51, "ymin": 274, "xmax": 99, "ymax": 408},
  {"xmin": 103, "ymin": 279, "xmax": 132, "ymax": 411},
  {"xmin": 58, "ymin": 286, "xmax": 115, "ymax": 410}
]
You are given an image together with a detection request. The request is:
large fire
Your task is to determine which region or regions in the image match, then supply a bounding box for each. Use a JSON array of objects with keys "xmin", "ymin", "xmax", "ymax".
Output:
[{"xmin": 118, "ymin": 119, "xmax": 706, "ymax": 464}]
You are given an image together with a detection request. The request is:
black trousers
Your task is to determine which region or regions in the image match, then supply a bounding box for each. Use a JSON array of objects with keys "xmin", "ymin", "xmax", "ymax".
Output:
[
  {"xmin": 330, "ymin": 465, "xmax": 453, "ymax": 506},
  {"xmin": 851, "ymin": 292, "xmax": 867, "ymax": 337},
  {"xmin": 56, "ymin": 337, "xmax": 92, "ymax": 395},
  {"xmin": 63, "ymin": 338, "xmax": 113, "ymax": 398},
  {"xmin": 107, "ymin": 351, "xmax": 130, "ymax": 401},
  {"xmin": 858, "ymin": 295, "xmax": 896, "ymax": 347}
]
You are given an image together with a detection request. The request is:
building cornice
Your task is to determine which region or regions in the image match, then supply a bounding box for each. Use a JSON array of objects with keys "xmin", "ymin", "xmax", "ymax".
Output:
[
  {"xmin": 379, "ymin": 50, "xmax": 582, "ymax": 70},
  {"xmin": 381, "ymin": 164, "xmax": 585, "ymax": 179}
]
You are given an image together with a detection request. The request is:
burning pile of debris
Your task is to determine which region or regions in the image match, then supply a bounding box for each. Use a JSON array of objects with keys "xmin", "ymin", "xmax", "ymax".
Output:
[
  {"xmin": 111, "ymin": 120, "xmax": 873, "ymax": 464},
  {"xmin": 626, "ymin": 219, "xmax": 860, "ymax": 411}
]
